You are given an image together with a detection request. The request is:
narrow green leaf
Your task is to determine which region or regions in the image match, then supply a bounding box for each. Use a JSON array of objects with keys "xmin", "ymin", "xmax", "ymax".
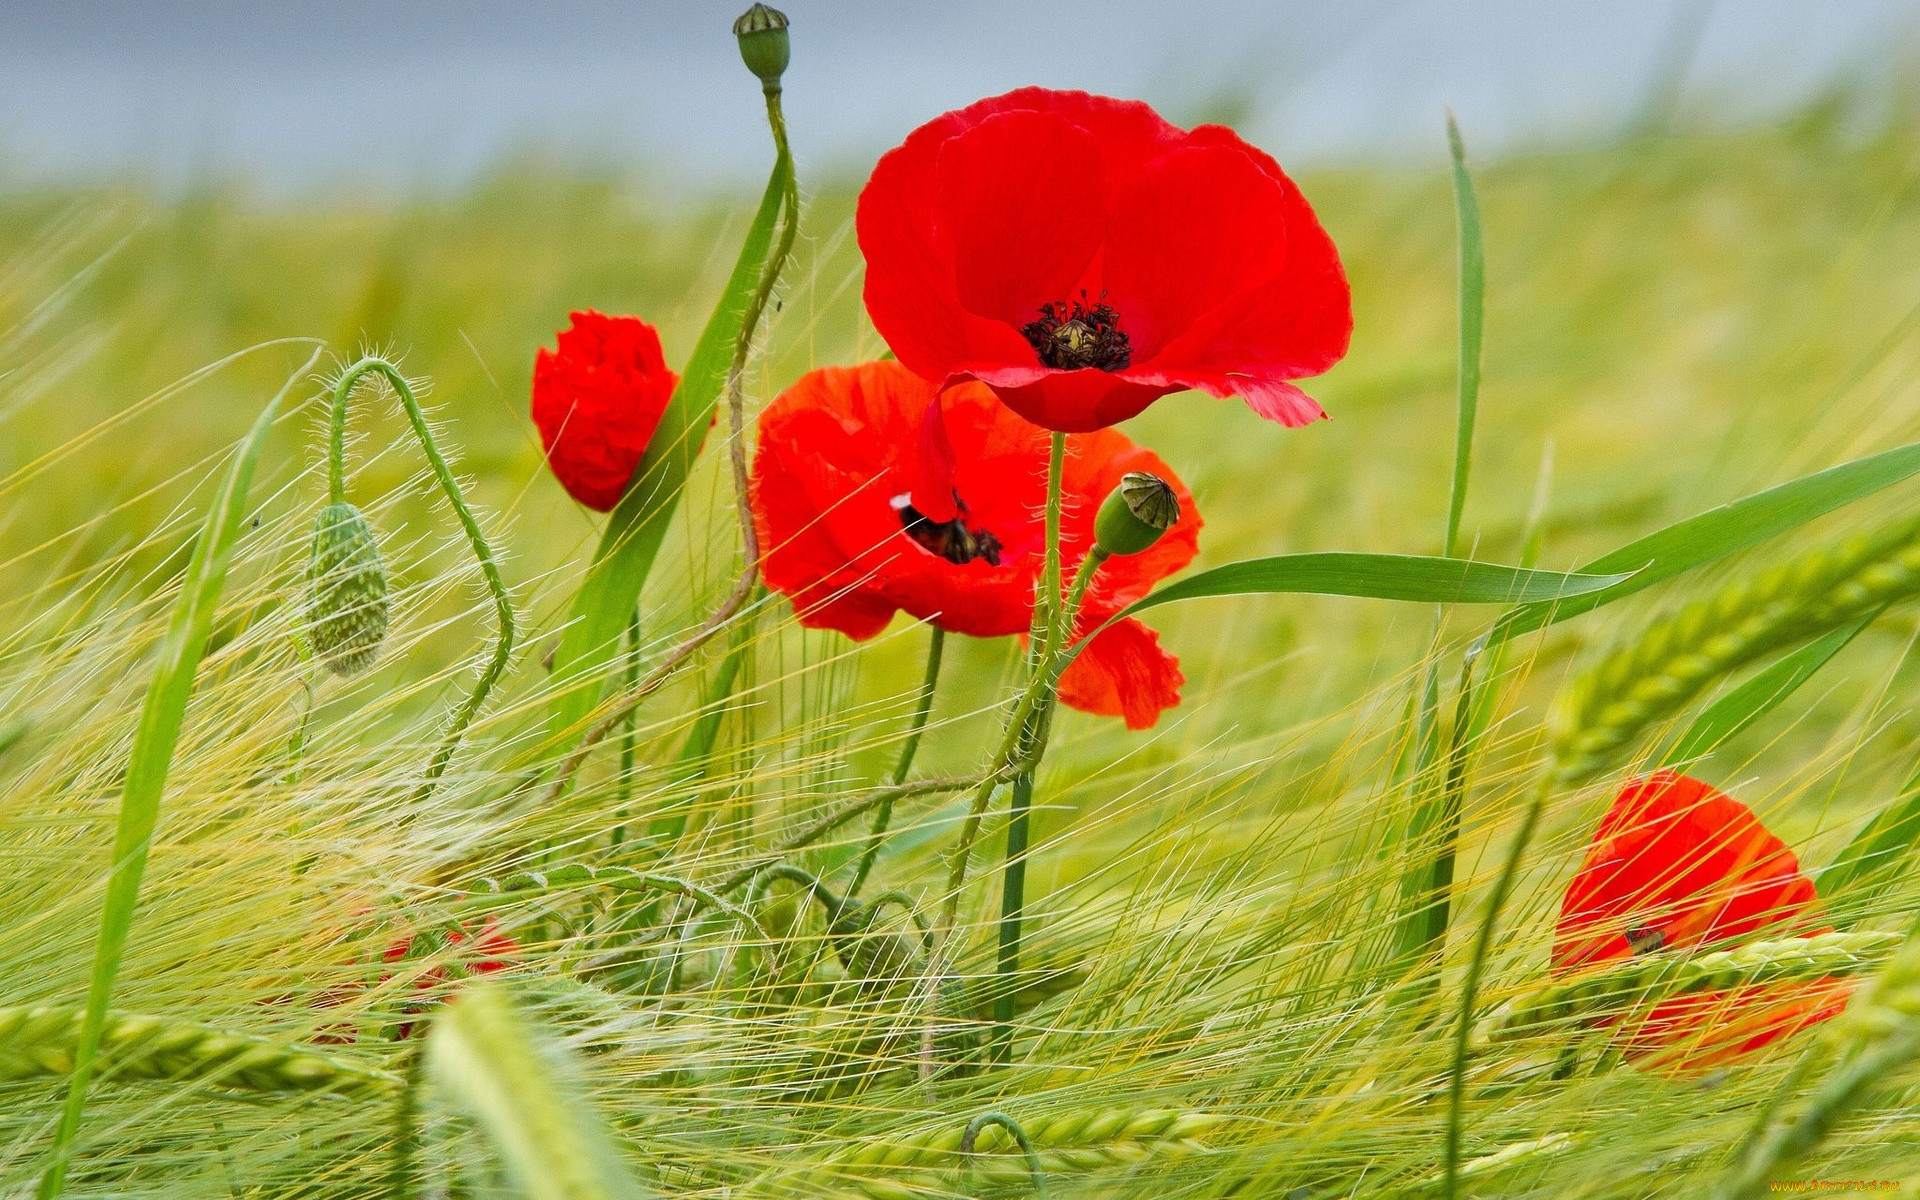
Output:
[
  {"xmin": 1116, "ymin": 553, "xmax": 1630, "ymax": 621},
  {"xmin": 427, "ymin": 983, "xmax": 649, "ymax": 1200},
  {"xmin": 546, "ymin": 155, "xmax": 791, "ymax": 740},
  {"xmin": 1821, "ymin": 759, "xmax": 1920, "ymax": 920},
  {"xmin": 38, "ymin": 353, "xmax": 315, "ymax": 1200},
  {"xmin": 1665, "ymin": 618, "xmax": 1868, "ymax": 768},
  {"xmin": 1493, "ymin": 439, "xmax": 1920, "ymax": 642},
  {"xmin": 1442, "ymin": 113, "xmax": 1483, "ymax": 561}
]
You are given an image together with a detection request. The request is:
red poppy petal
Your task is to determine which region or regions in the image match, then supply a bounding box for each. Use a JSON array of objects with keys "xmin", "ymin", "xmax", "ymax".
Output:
[
  {"xmin": 1555, "ymin": 772, "xmax": 1826, "ymax": 972},
  {"xmin": 973, "ymin": 366, "xmax": 1176, "ymax": 433},
  {"xmin": 909, "ymin": 393, "xmax": 962, "ymax": 523},
  {"xmin": 1102, "ymin": 143, "xmax": 1293, "ymax": 357},
  {"xmin": 1624, "ymin": 978, "xmax": 1853, "ymax": 1072},
  {"xmin": 1058, "ymin": 616, "xmax": 1183, "ymax": 729},
  {"xmin": 859, "ymin": 122, "xmax": 1042, "ymax": 388},
  {"xmin": 935, "ymin": 109, "xmax": 1111, "ymax": 328}
]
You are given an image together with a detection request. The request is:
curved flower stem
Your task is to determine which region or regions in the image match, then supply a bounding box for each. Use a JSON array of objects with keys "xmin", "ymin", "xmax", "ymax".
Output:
[
  {"xmin": 329, "ymin": 357, "xmax": 516, "ymax": 806},
  {"xmin": 961, "ymin": 1111, "xmax": 1049, "ymax": 1200},
  {"xmin": 848, "ymin": 624, "xmax": 946, "ymax": 899},
  {"xmin": 1442, "ymin": 768, "xmax": 1552, "ymax": 1200},
  {"xmin": 542, "ymin": 87, "xmax": 797, "ymax": 806}
]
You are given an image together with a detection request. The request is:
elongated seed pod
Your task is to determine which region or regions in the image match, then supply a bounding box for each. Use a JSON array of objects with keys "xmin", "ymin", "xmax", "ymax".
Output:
[
  {"xmin": 0, "ymin": 1002, "xmax": 398, "ymax": 1097},
  {"xmin": 1487, "ymin": 930, "xmax": 1903, "ymax": 1041},
  {"xmin": 302, "ymin": 501, "xmax": 390, "ymax": 676},
  {"xmin": 1552, "ymin": 513, "xmax": 1920, "ymax": 782}
]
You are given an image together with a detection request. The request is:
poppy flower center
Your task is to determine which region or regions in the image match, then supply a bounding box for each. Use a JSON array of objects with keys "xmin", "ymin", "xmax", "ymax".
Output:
[
  {"xmin": 1021, "ymin": 293, "xmax": 1132, "ymax": 372},
  {"xmin": 892, "ymin": 494, "xmax": 1004, "ymax": 566},
  {"xmin": 1624, "ymin": 925, "xmax": 1667, "ymax": 955}
]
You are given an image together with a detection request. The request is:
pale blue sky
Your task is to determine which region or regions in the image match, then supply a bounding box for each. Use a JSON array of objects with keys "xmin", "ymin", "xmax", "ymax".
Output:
[{"xmin": 0, "ymin": 1, "xmax": 1912, "ymax": 192}]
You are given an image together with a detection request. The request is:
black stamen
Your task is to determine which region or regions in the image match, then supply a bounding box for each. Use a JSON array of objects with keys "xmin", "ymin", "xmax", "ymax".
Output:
[
  {"xmin": 1022, "ymin": 290, "xmax": 1132, "ymax": 372},
  {"xmin": 1624, "ymin": 926, "xmax": 1667, "ymax": 955}
]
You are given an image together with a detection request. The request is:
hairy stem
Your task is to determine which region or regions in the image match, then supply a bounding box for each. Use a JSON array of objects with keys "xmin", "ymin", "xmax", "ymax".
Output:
[
  {"xmin": 542, "ymin": 87, "xmax": 798, "ymax": 808},
  {"xmin": 330, "ymin": 357, "xmax": 517, "ymax": 806}
]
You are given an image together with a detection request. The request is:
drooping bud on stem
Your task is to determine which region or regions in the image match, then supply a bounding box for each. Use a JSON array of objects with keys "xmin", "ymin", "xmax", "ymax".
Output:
[
  {"xmin": 733, "ymin": 4, "xmax": 790, "ymax": 91},
  {"xmin": 1094, "ymin": 471, "xmax": 1180, "ymax": 558},
  {"xmin": 303, "ymin": 501, "xmax": 390, "ymax": 676}
]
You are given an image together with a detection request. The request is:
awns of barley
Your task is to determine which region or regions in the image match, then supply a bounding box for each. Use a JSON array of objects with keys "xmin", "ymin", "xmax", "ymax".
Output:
[
  {"xmin": 302, "ymin": 500, "xmax": 390, "ymax": 677},
  {"xmin": 1717, "ymin": 928, "xmax": 1920, "ymax": 1199},
  {"xmin": 1487, "ymin": 930, "xmax": 1903, "ymax": 1042},
  {"xmin": 0, "ymin": 1002, "xmax": 399, "ymax": 1098},
  {"xmin": 1552, "ymin": 512, "xmax": 1920, "ymax": 783},
  {"xmin": 818, "ymin": 1109, "xmax": 1223, "ymax": 1199}
]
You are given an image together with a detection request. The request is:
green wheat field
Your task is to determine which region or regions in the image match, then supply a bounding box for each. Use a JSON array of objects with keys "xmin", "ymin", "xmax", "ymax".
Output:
[{"xmin": 3, "ymin": 76, "xmax": 1920, "ymax": 1197}]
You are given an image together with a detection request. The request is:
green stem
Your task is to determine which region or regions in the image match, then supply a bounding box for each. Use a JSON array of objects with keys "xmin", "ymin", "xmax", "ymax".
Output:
[
  {"xmin": 1442, "ymin": 769, "xmax": 1551, "ymax": 1200},
  {"xmin": 611, "ymin": 607, "xmax": 641, "ymax": 847},
  {"xmin": 848, "ymin": 624, "xmax": 946, "ymax": 898},
  {"xmin": 992, "ymin": 752, "xmax": 1037, "ymax": 1063},
  {"xmin": 915, "ymin": 436, "xmax": 1071, "ymax": 1078},
  {"xmin": 1040, "ymin": 431, "xmax": 1068, "ymax": 657},
  {"xmin": 988, "ymin": 433, "xmax": 1071, "ymax": 1066},
  {"xmin": 329, "ymin": 357, "xmax": 517, "ymax": 806},
  {"xmin": 385, "ymin": 1040, "xmax": 426, "ymax": 1200}
]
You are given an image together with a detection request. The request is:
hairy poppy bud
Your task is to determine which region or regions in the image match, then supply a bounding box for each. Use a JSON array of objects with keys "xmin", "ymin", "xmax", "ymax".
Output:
[
  {"xmin": 1094, "ymin": 471, "xmax": 1180, "ymax": 558},
  {"xmin": 733, "ymin": 4, "xmax": 789, "ymax": 89},
  {"xmin": 303, "ymin": 502, "xmax": 389, "ymax": 676}
]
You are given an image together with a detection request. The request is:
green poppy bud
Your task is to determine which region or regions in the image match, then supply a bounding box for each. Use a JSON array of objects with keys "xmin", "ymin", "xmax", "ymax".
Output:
[
  {"xmin": 1094, "ymin": 471, "xmax": 1180, "ymax": 558},
  {"xmin": 303, "ymin": 501, "xmax": 389, "ymax": 677},
  {"xmin": 733, "ymin": 3, "xmax": 790, "ymax": 90}
]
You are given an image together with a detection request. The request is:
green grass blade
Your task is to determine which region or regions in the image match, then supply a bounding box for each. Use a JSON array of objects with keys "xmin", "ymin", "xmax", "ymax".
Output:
[
  {"xmin": 1665, "ymin": 618, "xmax": 1868, "ymax": 769},
  {"xmin": 1115, "ymin": 554, "xmax": 1629, "ymax": 620},
  {"xmin": 1493, "ymin": 440, "xmax": 1920, "ymax": 642},
  {"xmin": 1442, "ymin": 112, "xmax": 1483, "ymax": 561},
  {"xmin": 36, "ymin": 353, "xmax": 316, "ymax": 1200},
  {"xmin": 546, "ymin": 154, "xmax": 791, "ymax": 741},
  {"xmin": 427, "ymin": 983, "xmax": 649, "ymax": 1200},
  {"xmin": 1821, "ymin": 760, "xmax": 1920, "ymax": 920}
]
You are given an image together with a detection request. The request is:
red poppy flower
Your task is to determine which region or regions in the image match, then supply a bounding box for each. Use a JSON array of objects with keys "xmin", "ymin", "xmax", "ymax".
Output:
[
  {"xmin": 857, "ymin": 87, "xmax": 1351, "ymax": 433},
  {"xmin": 751, "ymin": 359, "xmax": 1201, "ymax": 729},
  {"xmin": 1554, "ymin": 771, "xmax": 1850, "ymax": 1071},
  {"xmin": 305, "ymin": 919, "xmax": 519, "ymax": 1043},
  {"xmin": 532, "ymin": 310, "xmax": 679, "ymax": 511}
]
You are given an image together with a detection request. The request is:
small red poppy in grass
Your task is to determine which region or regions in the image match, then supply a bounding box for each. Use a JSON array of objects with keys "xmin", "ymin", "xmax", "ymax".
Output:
[
  {"xmin": 750, "ymin": 359, "xmax": 1201, "ymax": 729},
  {"xmin": 857, "ymin": 87, "xmax": 1352, "ymax": 433},
  {"xmin": 1554, "ymin": 770, "xmax": 1851, "ymax": 1071},
  {"xmin": 531, "ymin": 310, "xmax": 679, "ymax": 511},
  {"xmin": 382, "ymin": 919, "xmax": 519, "ymax": 1039},
  {"xmin": 307, "ymin": 919, "xmax": 519, "ymax": 1043}
]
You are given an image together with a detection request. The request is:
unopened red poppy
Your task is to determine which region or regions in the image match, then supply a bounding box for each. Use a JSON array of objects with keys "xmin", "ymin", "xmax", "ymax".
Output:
[
  {"xmin": 532, "ymin": 310, "xmax": 679, "ymax": 511},
  {"xmin": 1554, "ymin": 771, "xmax": 1850, "ymax": 1071},
  {"xmin": 751, "ymin": 359, "xmax": 1201, "ymax": 729},
  {"xmin": 857, "ymin": 87, "xmax": 1351, "ymax": 433}
]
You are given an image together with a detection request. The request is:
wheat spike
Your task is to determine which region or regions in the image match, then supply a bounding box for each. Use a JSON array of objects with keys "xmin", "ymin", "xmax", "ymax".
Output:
[
  {"xmin": 1552, "ymin": 514, "xmax": 1920, "ymax": 782},
  {"xmin": 0, "ymin": 1002, "xmax": 400, "ymax": 1098},
  {"xmin": 1487, "ymin": 930, "xmax": 1903, "ymax": 1041}
]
